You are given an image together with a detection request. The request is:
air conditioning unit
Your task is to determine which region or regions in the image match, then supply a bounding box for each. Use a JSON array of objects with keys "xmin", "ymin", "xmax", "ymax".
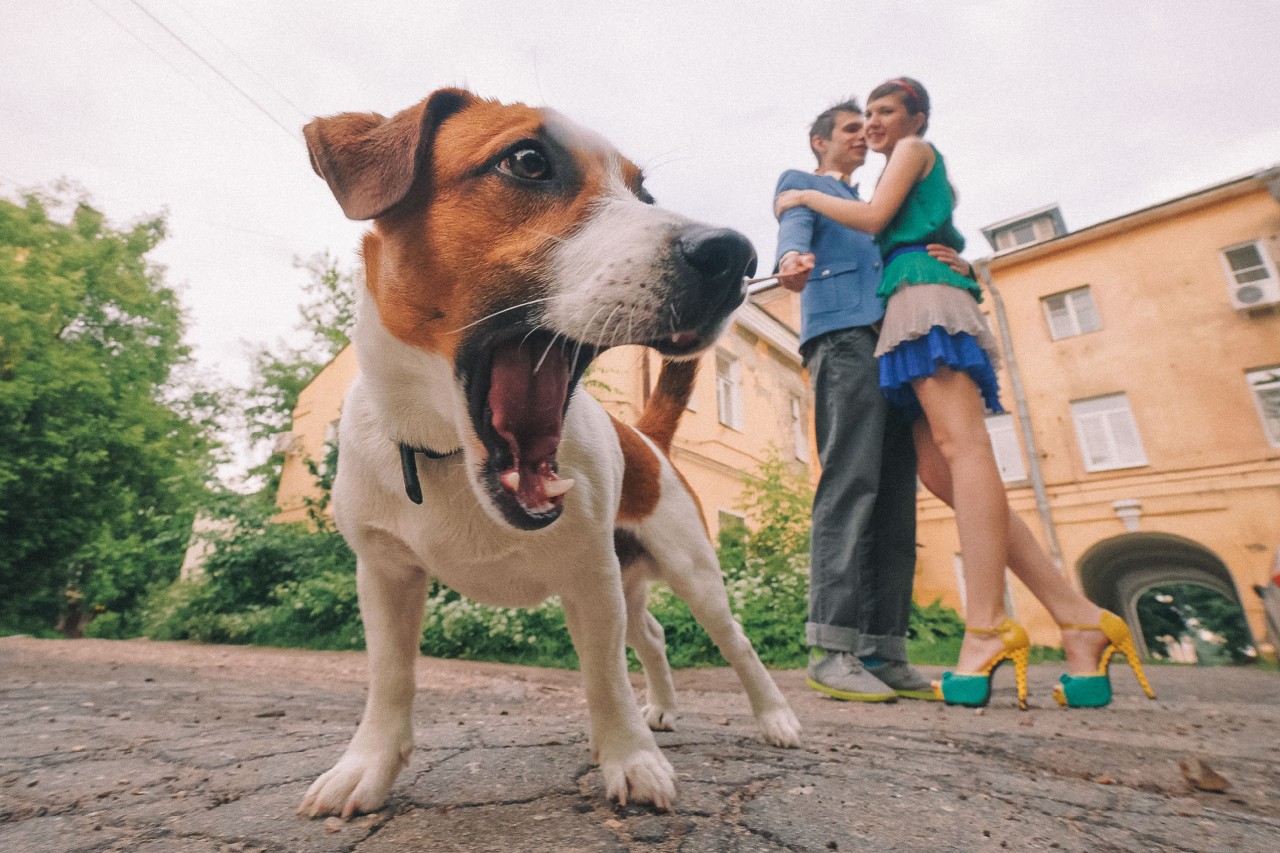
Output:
[
  {"xmin": 1222, "ymin": 241, "xmax": 1280, "ymax": 311},
  {"xmin": 1229, "ymin": 275, "xmax": 1280, "ymax": 310}
]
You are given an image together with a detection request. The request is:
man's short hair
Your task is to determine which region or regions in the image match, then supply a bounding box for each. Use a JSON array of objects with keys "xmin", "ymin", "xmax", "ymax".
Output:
[{"xmin": 809, "ymin": 98, "xmax": 862, "ymax": 163}]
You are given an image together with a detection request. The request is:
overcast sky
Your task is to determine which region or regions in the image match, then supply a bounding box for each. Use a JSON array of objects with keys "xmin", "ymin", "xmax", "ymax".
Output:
[{"xmin": 7, "ymin": 0, "xmax": 1280, "ymax": 400}]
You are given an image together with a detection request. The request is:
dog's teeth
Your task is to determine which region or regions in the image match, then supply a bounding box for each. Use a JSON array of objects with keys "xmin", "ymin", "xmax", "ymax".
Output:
[
  {"xmin": 543, "ymin": 477, "xmax": 575, "ymax": 498},
  {"xmin": 500, "ymin": 471, "xmax": 520, "ymax": 492}
]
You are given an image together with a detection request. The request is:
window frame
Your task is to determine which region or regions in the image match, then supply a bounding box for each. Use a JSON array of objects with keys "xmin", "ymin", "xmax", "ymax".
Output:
[
  {"xmin": 1246, "ymin": 365, "xmax": 1280, "ymax": 449},
  {"xmin": 715, "ymin": 350, "xmax": 744, "ymax": 431},
  {"xmin": 790, "ymin": 394, "xmax": 809, "ymax": 462},
  {"xmin": 984, "ymin": 413, "xmax": 1027, "ymax": 483},
  {"xmin": 1041, "ymin": 286, "xmax": 1102, "ymax": 341},
  {"xmin": 1219, "ymin": 239, "xmax": 1278, "ymax": 289},
  {"xmin": 1069, "ymin": 393, "xmax": 1149, "ymax": 472}
]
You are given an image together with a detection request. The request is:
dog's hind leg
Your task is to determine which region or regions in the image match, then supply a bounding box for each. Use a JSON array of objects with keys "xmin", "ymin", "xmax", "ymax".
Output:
[
  {"xmin": 300, "ymin": 536, "xmax": 427, "ymax": 819},
  {"xmin": 562, "ymin": 581, "xmax": 677, "ymax": 809},
  {"xmin": 622, "ymin": 559, "xmax": 678, "ymax": 732},
  {"xmin": 651, "ymin": 535, "xmax": 802, "ymax": 749}
]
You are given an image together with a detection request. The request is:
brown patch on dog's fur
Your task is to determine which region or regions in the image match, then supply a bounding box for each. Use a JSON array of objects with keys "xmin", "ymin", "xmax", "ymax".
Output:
[
  {"xmin": 635, "ymin": 359, "xmax": 699, "ymax": 452},
  {"xmin": 613, "ymin": 419, "xmax": 661, "ymax": 522},
  {"xmin": 310, "ymin": 91, "xmax": 637, "ymax": 361}
]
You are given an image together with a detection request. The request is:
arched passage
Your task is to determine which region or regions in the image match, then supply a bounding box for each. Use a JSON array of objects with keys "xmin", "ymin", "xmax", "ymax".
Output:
[{"xmin": 1076, "ymin": 532, "xmax": 1252, "ymax": 660}]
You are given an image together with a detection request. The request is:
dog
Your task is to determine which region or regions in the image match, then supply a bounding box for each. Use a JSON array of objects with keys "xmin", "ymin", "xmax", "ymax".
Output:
[{"xmin": 296, "ymin": 88, "xmax": 801, "ymax": 817}]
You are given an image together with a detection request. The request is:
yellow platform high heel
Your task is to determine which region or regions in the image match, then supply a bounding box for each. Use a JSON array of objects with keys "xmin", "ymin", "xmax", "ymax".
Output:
[
  {"xmin": 932, "ymin": 619, "xmax": 1030, "ymax": 710},
  {"xmin": 1053, "ymin": 611, "xmax": 1157, "ymax": 708}
]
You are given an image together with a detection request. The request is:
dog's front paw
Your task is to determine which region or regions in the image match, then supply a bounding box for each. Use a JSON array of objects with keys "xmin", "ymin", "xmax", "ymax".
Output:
[
  {"xmin": 640, "ymin": 703, "xmax": 676, "ymax": 732},
  {"xmin": 600, "ymin": 748, "xmax": 677, "ymax": 809},
  {"xmin": 756, "ymin": 706, "xmax": 802, "ymax": 748},
  {"xmin": 298, "ymin": 747, "xmax": 409, "ymax": 819}
]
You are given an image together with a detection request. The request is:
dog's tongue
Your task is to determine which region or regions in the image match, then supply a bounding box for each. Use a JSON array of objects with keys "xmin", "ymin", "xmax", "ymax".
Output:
[{"xmin": 488, "ymin": 339, "xmax": 574, "ymax": 513}]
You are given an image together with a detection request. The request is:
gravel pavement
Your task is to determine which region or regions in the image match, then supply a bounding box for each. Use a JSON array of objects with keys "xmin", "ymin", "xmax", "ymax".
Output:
[{"xmin": 2, "ymin": 636, "xmax": 1278, "ymax": 852}]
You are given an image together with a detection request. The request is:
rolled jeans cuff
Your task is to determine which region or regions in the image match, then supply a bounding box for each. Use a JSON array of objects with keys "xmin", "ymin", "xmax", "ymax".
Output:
[
  {"xmin": 806, "ymin": 622, "xmax": 875, "ymax": 656},
  {"xmin": 868, "ymin": 634, "xmax": 909, "ymax": 663}
]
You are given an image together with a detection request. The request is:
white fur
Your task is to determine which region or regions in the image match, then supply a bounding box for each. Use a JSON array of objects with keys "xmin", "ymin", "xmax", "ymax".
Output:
[{"xmin": 300, "ymin": 118, "xmax": 798, "ymax": 820}]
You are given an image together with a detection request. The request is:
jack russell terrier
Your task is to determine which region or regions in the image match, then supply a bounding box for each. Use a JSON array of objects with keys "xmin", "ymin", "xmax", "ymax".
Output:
[{"xmin": 297, "ymin": 88, "xmax": 801, "ymax": 817}]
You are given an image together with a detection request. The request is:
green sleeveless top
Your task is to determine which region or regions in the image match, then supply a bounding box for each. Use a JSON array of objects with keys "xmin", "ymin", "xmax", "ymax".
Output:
[{"xmin": 875, "ymin": 144, "xmax": 980, "ymax": 301}]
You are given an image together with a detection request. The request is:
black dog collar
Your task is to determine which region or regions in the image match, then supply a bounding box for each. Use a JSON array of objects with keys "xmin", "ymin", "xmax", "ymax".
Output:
[{"xmin": 399, "ymin": 442, "xmax": 461, "ymax": 505}]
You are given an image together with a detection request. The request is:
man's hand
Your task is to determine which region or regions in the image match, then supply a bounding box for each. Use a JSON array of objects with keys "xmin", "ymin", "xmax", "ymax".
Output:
[
  {"xmin": 778, "ymin": 251, "xmax": 815, "ymax": 292},
  {"xmin": 775, "ymin": 189, "xmax": 812, "ymax": 218},
  {"xmin": 927, "ymin": 243, "xmax": 973, "ymax": 278}
]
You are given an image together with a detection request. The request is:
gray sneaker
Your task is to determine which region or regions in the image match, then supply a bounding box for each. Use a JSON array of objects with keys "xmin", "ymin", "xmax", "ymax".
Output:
[
  {"xmin": 864, "ymin": 660, "xmax": 940, "ymax": 701},
  {"xmin": 806, "ymin": 649, "xmax": 897, "ymax": 702}
]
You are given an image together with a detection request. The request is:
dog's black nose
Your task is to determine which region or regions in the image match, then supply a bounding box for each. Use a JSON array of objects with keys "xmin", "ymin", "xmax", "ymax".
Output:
[{"xmin": 676, "ymin": 227, "xmax": 756, "ymax": 286}]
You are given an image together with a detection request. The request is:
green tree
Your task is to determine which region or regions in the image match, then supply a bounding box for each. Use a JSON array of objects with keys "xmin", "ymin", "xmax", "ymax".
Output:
[
  {"xmin": 1136, "ymin": 583, "xmax": 1255, "ymax": 664},
  {"xmin": 0, "ymin": 188, "xmax": 218, "ymax": 634},
  {"xmin": 733, "ymin": 448, "xmax": 814, "ymax": 574},
  {"xmin": 241, "ymin": 251, "xmax": 357, "ymax": 492}
]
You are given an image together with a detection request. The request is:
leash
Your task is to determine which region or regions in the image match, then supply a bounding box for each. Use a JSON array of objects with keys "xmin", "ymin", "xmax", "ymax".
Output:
[{"xmin": 399, "ymin": 442, "xmax": 461, "ymax": 505}]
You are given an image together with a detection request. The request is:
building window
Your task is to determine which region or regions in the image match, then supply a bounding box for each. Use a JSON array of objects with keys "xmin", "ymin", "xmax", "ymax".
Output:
[
  {"xmin": 1220, "ymin": 240, "xmax": 1280, "ymax": 309},
  {"xmin": 716, "ymin": 351, "xmax": 743, "ymax": 430},
  {"xmin": 1246, "ymin": 366, "xmax": 1280, "ymax": 448},
  {"xmin": 952, "ymin": 554, "xmax": 1017, "ymax": 620},
  {"xmin": 717, "ymin": 509, "xmax": 746, "ymax": 541},
  {"xmin": 994, "ymin": 216, "xmax": 1058, "ymax": 250},
  {"xmin": 1070, "ymin": 393, "xmax": 1148, "ymax": 472},
  {"xmin": 790, "ymin": 395, "xmax": 809, "ymax": 462},
  {"xmin": 984, "ymin": 414, "xmax": 1026, "ymax": 482},
  {"xmin": 1042, "ymin": 286, "xmax": 1102, "ymax": 340}
]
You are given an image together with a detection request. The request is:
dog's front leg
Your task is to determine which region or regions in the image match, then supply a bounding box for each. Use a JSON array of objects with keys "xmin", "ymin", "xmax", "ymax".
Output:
[
  {"xmin": 562, "ymin": 588, "xmax": 677, "ymax": 809},
  {"xmin": 300, "ymin": 552, "xmax": 426, "ymax": 819}
]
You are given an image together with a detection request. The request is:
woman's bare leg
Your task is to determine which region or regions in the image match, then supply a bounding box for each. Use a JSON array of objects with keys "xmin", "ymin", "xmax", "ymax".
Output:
[
  {"xmin": 912, "ymin": 368, "xmax": 1010, "ymax": 672},
  {"xmin": 913, "ymin": 393, "xmax": 1106, "ymax": 672}
]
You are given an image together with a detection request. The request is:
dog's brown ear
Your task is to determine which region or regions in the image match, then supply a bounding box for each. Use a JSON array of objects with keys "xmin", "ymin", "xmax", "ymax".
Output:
[{"xmin": 304, "ymin": 88, "xmax": 475, "ymax": 221}]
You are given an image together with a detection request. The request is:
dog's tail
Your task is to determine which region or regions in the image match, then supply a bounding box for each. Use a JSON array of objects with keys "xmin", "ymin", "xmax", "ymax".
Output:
[{"xmin": 634, "ymin": 358, "xmax": 699, "ymax": 453}]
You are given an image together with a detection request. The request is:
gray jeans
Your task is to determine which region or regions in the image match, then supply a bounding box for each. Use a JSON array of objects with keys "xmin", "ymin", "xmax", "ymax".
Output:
[{"xmin": 802, "ymin": 326, "xmax": 918, "ymax": 662}]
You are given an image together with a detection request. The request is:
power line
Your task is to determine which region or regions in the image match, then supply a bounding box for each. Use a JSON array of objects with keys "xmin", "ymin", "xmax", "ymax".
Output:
[
  {"xmin": 84, "ymin": 0, "xmax": 236, "ymax": 118},
  {"xmin": 124, "ymin": 0, "xmax": 298, "ymax": 140},
  {"xmin": 168, "ymin": 0, "xmax": 310, "ymax": 122}
]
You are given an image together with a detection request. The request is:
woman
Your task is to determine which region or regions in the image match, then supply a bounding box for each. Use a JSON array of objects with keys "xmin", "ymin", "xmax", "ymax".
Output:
[{"xmin": 775, "ymin": 78, "xmax": 1155, "ymax": 709}]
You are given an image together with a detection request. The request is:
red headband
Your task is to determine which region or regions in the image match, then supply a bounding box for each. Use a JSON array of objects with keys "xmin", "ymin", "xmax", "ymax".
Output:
[{"xmin": 895, "ymin": 80, "xmax": 920, "ymax": 103}]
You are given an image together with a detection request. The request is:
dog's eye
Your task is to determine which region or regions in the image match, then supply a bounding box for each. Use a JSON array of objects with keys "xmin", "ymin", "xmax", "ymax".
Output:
[{"xmin": 499, "ymin": 146, "xmax": 551, "ymax": 181}]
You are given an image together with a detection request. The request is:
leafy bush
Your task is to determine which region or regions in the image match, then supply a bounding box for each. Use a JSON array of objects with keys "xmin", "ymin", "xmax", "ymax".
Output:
[
  {"xmin": 420, "ymin": 585, "xmax": 577, "ymax": 668},
  {"xmin": 142, "ymin": 445, "xmax": 968, "ymax": 672},
  {"xmin": 142, "ymin": 493, "xmax": 362, "ymax": 649}
]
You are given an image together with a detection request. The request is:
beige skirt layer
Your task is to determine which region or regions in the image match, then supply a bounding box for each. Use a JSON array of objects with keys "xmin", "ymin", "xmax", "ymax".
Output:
[{"xmin": 874, "ymin": 283, "xmax": 1002, "ymax": 370}]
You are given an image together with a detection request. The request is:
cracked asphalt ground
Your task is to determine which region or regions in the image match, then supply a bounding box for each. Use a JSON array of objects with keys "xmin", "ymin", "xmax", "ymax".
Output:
[{"xmin": 1, "ymin": 637, "xmax": 1278, "ymax": 852}]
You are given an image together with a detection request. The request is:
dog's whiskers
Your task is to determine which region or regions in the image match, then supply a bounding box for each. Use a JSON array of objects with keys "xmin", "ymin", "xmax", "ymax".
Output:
[
  {"xmin": 533, "ymin": 332, "xmax": 564, "ymax": 376},
  {"xmin": 449, "ymin": 297, "xmax": 553, "ymax": 334},
  {"xmin": 519, "ymin": 322, "xmax": 550, "ymax": 351},
  {"xmin": 600, "ymin": 304, "xmax": 625, "ymax": 347}
]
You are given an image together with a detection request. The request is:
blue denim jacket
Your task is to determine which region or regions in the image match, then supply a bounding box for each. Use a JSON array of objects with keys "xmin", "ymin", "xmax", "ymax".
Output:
[{"xmin": 774, "ymin": 170, "xmax": 885, "ymax": 347}]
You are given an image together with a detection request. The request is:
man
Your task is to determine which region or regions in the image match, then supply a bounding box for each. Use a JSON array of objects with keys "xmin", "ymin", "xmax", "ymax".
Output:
[{"xmin": 775, "ymin": 99, "xmax": 968, "ymax": 702}]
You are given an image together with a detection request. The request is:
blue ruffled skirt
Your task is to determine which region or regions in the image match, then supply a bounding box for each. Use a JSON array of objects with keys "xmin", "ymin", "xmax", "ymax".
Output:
[{"xmin": 879, "ymin": 326, "xmax": 1005, "ymax": 421}]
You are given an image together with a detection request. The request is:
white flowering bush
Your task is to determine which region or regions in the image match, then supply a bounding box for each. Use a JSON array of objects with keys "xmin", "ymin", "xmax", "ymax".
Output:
[{"xmin": 420, "ymin": 584, "xmax": 578, "ymax": 667}]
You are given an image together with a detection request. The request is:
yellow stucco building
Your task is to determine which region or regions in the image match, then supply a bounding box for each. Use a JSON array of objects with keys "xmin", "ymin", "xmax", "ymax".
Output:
[
  {"xmin": 911, "ymin": 165, "xmax": 1280, "ymax": 652},
  {"xmin": 274, "ymin": 291, "xmax": 813, "ymax": 538}
]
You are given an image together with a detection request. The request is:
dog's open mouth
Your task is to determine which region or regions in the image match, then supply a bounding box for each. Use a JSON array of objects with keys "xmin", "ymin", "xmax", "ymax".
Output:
[
  {"xmin": 468, "ymin": 331, "xmax": 597, "ymax": 530},
  {"xmin": 464, "ymin": 320, "xmax": 712, "ymax": 530},
  {"xmin": 488, "ymin": 334, "xmax": 573, "ymax": 520}
]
